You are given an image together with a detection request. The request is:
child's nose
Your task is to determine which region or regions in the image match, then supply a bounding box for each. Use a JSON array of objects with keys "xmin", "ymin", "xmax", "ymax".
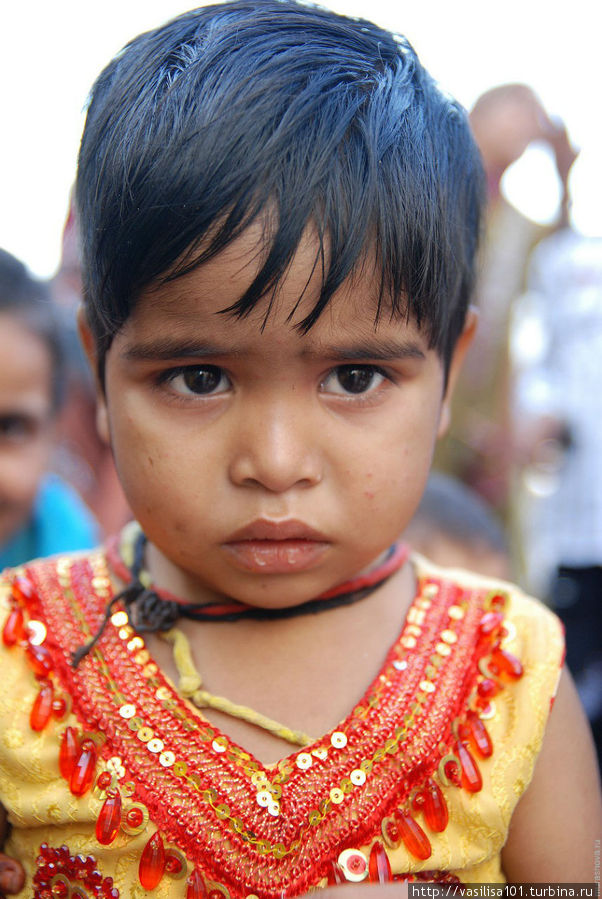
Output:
[{"xmin": 227, "ymin": 404, "xmax": 323, "ymax": 493}]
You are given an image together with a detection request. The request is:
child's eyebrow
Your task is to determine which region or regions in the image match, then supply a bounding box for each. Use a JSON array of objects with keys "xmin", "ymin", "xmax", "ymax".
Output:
[
  {"xmin": 303, "ymin": 340, "xmax": 427, "ymax": 362},
  {"xmin": 121, "ymin": 338, "xmax": 426, "ymax": 363},
  {"xmin": 122, "ymin": 340, "xmax": 245, "ymax": 361}
]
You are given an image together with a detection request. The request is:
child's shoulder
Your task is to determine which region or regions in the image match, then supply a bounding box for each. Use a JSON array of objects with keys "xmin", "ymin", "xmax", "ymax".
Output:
[
  {"xmin": 411, "ymin": 549, "xmax": 563, "ymax": 638},
  {"xmin": 411, "ymin": 549, "xmax": 564, "ymax": 708}
]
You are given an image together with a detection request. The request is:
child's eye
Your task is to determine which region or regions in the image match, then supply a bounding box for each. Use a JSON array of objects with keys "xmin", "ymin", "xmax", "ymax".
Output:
[
  {"xmin": 321, "ymin": 365, "xmax": 387, "ymax": 396},
  {"xmin": 0, "ymin": 415, "xmax": 36, "ymax": 443},
  {"xmin": 162, "ymin": 366, "xmax": 230, "ymax": 396}
]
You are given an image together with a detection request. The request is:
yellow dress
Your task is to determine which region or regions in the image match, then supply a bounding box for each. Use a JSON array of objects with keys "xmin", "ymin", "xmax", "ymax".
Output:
[{"xmin": 0, "ymin": 549, "xmax": 563, "ymax": 898}]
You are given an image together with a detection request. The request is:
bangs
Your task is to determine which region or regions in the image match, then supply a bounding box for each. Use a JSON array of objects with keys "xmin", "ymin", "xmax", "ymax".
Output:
[{"xmin": 77, "ymin": 1, "xmax": 484, "ymax": 367}]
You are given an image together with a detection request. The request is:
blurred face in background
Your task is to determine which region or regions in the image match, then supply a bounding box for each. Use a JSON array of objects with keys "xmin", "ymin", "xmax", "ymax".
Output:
[{"xmin": 0, "ymin": 313, "xmax": 55, "ymax": 545}]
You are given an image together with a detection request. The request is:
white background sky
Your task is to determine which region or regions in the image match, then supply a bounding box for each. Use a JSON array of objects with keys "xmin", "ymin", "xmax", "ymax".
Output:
[{"xmin": 1, "ymin": 0, "xmax": 599, "ymax": 277}]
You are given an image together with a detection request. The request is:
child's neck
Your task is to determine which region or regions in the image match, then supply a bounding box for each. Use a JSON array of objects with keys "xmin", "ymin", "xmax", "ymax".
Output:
[{"xmin": 144, "ymin": 561, "xmax": 416, "ymax": 766}]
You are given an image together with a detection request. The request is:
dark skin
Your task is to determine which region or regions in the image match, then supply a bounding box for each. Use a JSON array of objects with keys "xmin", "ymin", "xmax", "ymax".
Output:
[{"xmin": 0, "ymin": 808, "xmax": 24, "ymax": 896}]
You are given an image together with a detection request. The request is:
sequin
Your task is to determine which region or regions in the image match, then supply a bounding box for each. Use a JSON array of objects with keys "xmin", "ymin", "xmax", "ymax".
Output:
[
  {"xmin": 419, "ymin": 680, "xmax": 435, "ymax": 693},
  {"xmin": 256, "ymin": 791, "xmax": 271, "ymax": 808},
  {"xmin": 393, "ymin": 659, "xmax": 407, "ymax": 670},
  {"xmin": 479, "ymin": 701, "xmax": 497, "ymax": 720},
  {"xmin": 137, "ymin": 727, "xmax": 154, "ymax": 742},
  {"xmin": 331, "ymin": 731, "xmax": 347, "ymax": 749},
  {"xmin": 164, "ymin": 848, "xmax": 187, "ymax": 879},
  {"xmin": 350, "ymin": 768, "xmax": 366, "ymax": 786},
  {"xmin": 119, "ymin": 704, "xmax": 136, "ymax": 719},
  {"xmin": 296, "ymin": 752, "xmax": 312, "ymax": 770},
  {"xmin": 147, "ymin": 739, "xmax": 164, "ymax": 754},
  {"xmin": 401, "ymin": 636, "xmax": 417, "ymax": 649},
  {"xmin": 441, "ymin": 630, "xmax": 458, "ymax": 644},
  {"xmin": 111, "ymin": 611, "xmax": 128, "ymax": 627},
  {"xmin": 159, "ymin": 751, "xmax": 175, "ymax": 767},
  {"xmin": 127, "ymin": 636, "xmax": 144, "ymax": 651},
  {"xmin": 407, "ymin": 608, "xmax": 426, "ymax": 625},
  {"xmin": 329, "ymin": 788, "xmax": 344, "ymax": 805},
  {"xmin": 448, "ymin": 605, "xmax": 465, "ymax": 620},
  {"xmin": 337, "ymin": 849, "xmax": 368, "ymax": 882},
  {"xmin": 26, "ymin": 619, "xmax": 47, "ymax": 645},
  {"xmin": 435, "ymin": 642, "xmax": 451, "ymax": 657},
  {"xmin": 267, "ymin": 802, "xmax": 280, "ymax": 817}
]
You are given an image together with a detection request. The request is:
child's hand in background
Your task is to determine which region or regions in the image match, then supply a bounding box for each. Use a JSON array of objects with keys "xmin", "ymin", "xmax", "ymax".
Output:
[{"xmin": 0, "ymin": 853, "xmax": 24, "ymax": 896}]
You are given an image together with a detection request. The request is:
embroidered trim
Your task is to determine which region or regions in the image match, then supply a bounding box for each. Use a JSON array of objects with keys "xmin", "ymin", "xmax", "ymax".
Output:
[{"xmin": 3, "ymin": 552, "xmax": 523, "ymax": 898}]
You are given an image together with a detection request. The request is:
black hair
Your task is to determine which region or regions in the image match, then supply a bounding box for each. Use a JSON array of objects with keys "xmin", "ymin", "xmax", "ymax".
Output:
[
  {"xmin": 0, "ymin": 248, "xmax": 66, "ymax": 412},
  {"xmin": 76, "ymin": 0, "xmax": 485, "ymax": 379}
]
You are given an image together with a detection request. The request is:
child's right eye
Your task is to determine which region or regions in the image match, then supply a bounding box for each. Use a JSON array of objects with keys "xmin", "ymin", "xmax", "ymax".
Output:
[{"xmin": 161, "ymin": 366, "xmax": 230, "ymax": 396}]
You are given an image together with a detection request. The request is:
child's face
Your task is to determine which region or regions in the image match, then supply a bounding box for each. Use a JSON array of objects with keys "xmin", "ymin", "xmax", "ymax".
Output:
[
  {"xmin": 0, "ymin": 314, "xmax": 55, "ymax": 545},
  {"xmin": 84, "ymin": 225, "xmax": 471, "ymax": 607}
]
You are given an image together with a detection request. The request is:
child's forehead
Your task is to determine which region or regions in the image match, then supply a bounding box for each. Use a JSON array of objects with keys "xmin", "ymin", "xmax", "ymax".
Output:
[{"xmin": 130, "ymin": 223, "xmax": 426, "ymax": 352}]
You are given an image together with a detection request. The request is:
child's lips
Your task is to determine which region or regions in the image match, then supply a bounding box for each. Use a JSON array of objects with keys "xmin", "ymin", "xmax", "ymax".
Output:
[{"xmin": 223, "ymin": 520, "xmax": 330, "ymax": 573}]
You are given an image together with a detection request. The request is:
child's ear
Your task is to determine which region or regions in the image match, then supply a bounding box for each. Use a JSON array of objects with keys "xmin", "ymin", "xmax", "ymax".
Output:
[
  {"xmin": 437, "ymin": 307, "xmax": 478, "ymax": 438},
  {"xmin": 77, "ymin": 306, "xmax": 111, "ymax": 446}
]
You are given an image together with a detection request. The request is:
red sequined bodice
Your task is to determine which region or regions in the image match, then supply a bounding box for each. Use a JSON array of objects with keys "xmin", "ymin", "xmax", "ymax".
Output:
[{"xmin": 3, "ymin": 549, "xmax": 523, "ymax": 897}]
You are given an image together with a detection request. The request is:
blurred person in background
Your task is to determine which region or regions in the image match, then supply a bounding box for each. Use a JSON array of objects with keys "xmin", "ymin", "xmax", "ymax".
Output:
[
  {"xmin": 0, "ymin": 248, "xmax": 99, "ymax": 569},
  {"xmin": 405, "ymin": 470, "xmax": 512, "ymax": 581},
  {"xmin": 436, "ymin": 84, "xmax": 578, "ymax": 516},
  {"xmin": 511, "ymin": 225, "xmax": 602, "ymax": 771},
  {"xmin": 49, "ymin": 199, "xmax": 131, "ymax": 537}
]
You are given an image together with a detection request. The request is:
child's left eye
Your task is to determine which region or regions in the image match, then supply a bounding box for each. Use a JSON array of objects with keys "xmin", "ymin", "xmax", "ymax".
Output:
[
  {"xmin": 321, "ymin": 365, "xmax": 386, "ymax": 396},
  {"xmin": 162, "ymin": 366, "xmax": 230, "ymax": 396}
]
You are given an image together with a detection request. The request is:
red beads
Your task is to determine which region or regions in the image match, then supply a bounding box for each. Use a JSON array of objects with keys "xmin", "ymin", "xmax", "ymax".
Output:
[
  {"xmin": 456, "ymin": 741, "xmax": 483, "ymax": 793},
  {"xmin": 125, "ymin": 807, "xmax": 144, "ymax": 829},
  {"xmin": 326, "ymin": 860, "xmax": 345, "ymax": 885},
  {"xmin": 11, "ymin": 576, "xmax": 34, "ymax": 604},
  {"xmin": 368, "ymin": 841, "xmax": 392, "ymax": 883},
  {"xmin": 395, "ymin": 811, "xmax": 432, "ymax": 860},
  {"xmin": 491, "ymin": 647, "xmax": 523, "ymax": 679},
  {"xmin": 466, "ymin": 710, "xmax": 493, "ymax": 758},
  {"xmin": 479, "ymin": 611, "xmax": 503, "ymax": 636},
  {"xmin": 2, "ymin": 606, "xmax": 25, "ymax": 646},
  {"xmin": 96, "ymin": 771, "xmax": 113, "ymax": 791},
  {"xmin": 186, "ymin": 869, "xmax": 208, "ymax": 899},
  {"xmin": 70, "ymin": 740, "xmax": 97, "ymax": 796},
  {"xmin": 423, "ymin": 778, "xmax": 449, "ymax": 832},
  {"xmin": 33, "ymin": 843, "xmax": 119, "ymax": 899},
  {"xmin": 96, "ymin": 792, "xmax": 122, "ymax": 845},
  {"xmin": 52, "ymin": 696, "xmax": 68, "ymax": 719},
  {"xmin": 59, "ymin": 727, "xmax": 79, "ymax": 780},
  {"xmin": 139, "ymin": 832, "xmax": 165, "ymax": 890},
  {"xmin": 25, "ymin": 643, "xmax": 53, "ymax": 677},
  {"xmin": 382, "ymin": 816, "xmax": 401, "ymax": 847},
  {"xmin": 30, "ymin": 681, "xmax": 54, "ymax": 731},
  {"xmin": 477, "ymin": 677, "xmax": 500, "ymax": 700}
]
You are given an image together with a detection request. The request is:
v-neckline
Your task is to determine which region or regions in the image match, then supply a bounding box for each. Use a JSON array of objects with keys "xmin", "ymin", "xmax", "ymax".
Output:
[{"xmin": 21, "ymin": 548, "xmax": 491, "ymax": 897}]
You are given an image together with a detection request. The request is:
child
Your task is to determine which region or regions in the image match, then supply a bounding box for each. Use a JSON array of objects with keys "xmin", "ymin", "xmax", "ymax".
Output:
[
  {"xmin": 0, "ymin": 248, "xmax": 99, "ymax": 570},
  {"xmin": 0, "ymin": 3, "xmax": 599, "ymax": 897}
]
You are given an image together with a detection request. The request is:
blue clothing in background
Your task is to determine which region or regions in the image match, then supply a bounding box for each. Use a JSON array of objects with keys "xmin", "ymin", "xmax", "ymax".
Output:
[{"xmin": 0, "ymin": 474, "xmax": 99, "ymax": 570}]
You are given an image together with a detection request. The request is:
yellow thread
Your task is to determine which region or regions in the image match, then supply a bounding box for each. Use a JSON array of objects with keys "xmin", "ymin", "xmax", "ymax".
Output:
[{"xmin": 161, "ymin": 627, "xmax": 314, "ymax": 748}]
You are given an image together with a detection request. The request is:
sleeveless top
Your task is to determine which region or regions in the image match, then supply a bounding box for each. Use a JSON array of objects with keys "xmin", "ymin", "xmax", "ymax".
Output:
[{"xmin": 0, "ymin": 547, "xmax": 564, "ymax": 898}]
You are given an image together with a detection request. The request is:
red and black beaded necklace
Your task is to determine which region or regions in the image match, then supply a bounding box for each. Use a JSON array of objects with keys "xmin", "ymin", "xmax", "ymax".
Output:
[{"xmin": 72, "ymin": 528, "xmax": 409, "ymax": 666}]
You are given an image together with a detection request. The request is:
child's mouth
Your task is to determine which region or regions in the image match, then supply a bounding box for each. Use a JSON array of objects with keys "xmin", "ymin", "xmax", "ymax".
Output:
[{"xmin": 223, "ymin": 520, "xmax": 330, "ymax": 573}]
